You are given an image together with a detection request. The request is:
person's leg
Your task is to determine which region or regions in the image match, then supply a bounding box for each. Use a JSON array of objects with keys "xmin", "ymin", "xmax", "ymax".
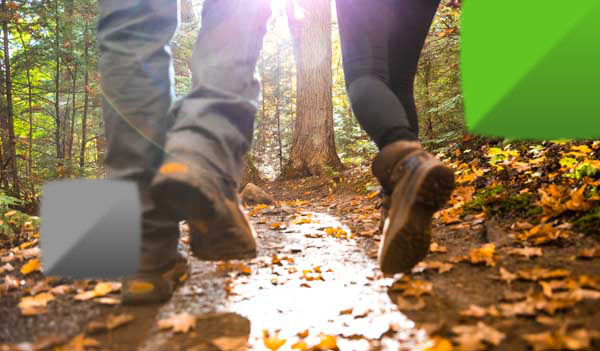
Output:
[
  {"xmin": 151, "ymin": 0, "xmax": 271, "ymax": 260},
  {"xmin": 98, "ymin": 0, "xmax": 186, "ymax": 303},
  {"xmin": 336, "ymin": 0, "xmax": 417, "ymax": 150},
  {"xmin": 388, "ymin": 0, "xmax": 442, "ymax": 139},
  {"xmin": 163, "ymin": 0, "xmax": 271, "ymax": 184},
  {"xmin": 337, "ymin": 0, "xmax": 454, "ymax": 275}
]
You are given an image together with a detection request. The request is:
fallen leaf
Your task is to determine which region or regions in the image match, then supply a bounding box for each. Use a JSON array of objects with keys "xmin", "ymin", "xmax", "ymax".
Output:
[
  {"xmin": 452, "ymin": 322, "xmax": 505, "ymax": 351},
  {"xmin": 317, "ymin": 335, "xmax": 337, "ymax": 349},
  {"xmin": 18, "ymin": 292, "xmax": 54, "ymax": 315},
  {"xmin": 507, "ymin": 247, "xmax": 543, "ymax": 259},
  {"xmin": 396, "ymin": 297, "xmax": 426, "ymax": 311},
  {"xmin": 390, "ymin": 279, "xmax": 433, "ymax": 297},
  {"xmin": 324, "ymin": 227, "xmax": 349, "ymax": 239},
  {"xmin": 74, "ymin": 290, "xmax": 98, "ymax": 301},
  {"xmin": 158, "ymin": 313, "xmax": 196, "ymax": 333},
  {"xmin": 423, "ymin": 337, "xmax": 453, "ymax": 351},
  {"xmin": 467, "ymin": 243, "xmax": 496, "ymax": 267},
  {"xmin": 20, "ymin": 258, "xmax": 41, "ymax": 275},
  {"xmin": 2, "ymin": 274, "xmax": 19, "ymax": 292},
  {"xmin": 524, "ymin": 329, "xmax": 590, "ymax": 351},
  {"xmin": 269, "ymin": 222, "xmax": 287, "ymax": 230},
  {"xmin": 516, "ymin": 268, "xmax": 570, "ymax": 281},
  {"xmin": 61, "ymin": 333, "xmax": 99, "ymax": 351},
  {"xmin": 413, "ymin": 261, "xmax": 454, "ymax": 274},
  {"xmin": 498, "ymin": 267, "xmax": 518, "ymax": 283},
  {"xmin": 501, "ymin": 290, "xmax": 527, "ymax": 302},
  {"xmin": 96, "ymin": 297, "xmax": 121, "ymax": 305},
  {"xmin": 263, "ymin": 330, "xmax": 286, "ymax": 351},
  {"xmin": 429, "ymin": 242, "xmax": 448, "ymax": 253},
  {"xmin": 565, "ymin": 186, "xmax": 592, "ymax": 212},
  {"xmin": 518, "ymin": 224, "xmax": 571, "ymax": 245},
  {"xmin": 86, "ymin": 314, "xmax": 135, "ymax": 334},
  {"xmin": 578, "ymin": 247, "xmax": 600, "ymax": 259},
  {"xmin": 460, "ymin": 304, "xmax": 500, "ymax": 318},
  {"xmin": 211, "ymin": 336, "xmax": 248, "ymax": 351},
  {"xmin": 75, "ymin": 281, "xmax": 121, "ymax": 301},
  {"xmin": 0, "ymin": 263, "xmax": 14, "ymax": 273},
  {"xmin": 499, "ymin": 300, "xmax": 537, "ymax": 317},
  {"xmin": 50, "ymin": 285, "xmax": 72, "ymax": 295}
]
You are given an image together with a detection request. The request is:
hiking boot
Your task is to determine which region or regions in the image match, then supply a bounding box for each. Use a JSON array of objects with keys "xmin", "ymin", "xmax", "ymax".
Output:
[
  {"xmin": 372, "ymin": 141, "xmax": 455, "ymax": 274},
  {"xmin": 121, "ymin": 252, "xmax": 189, "ymax": 305},
  {"xmin": 151, "ymin": 155, "xmax": 257, "ymax": 261}
]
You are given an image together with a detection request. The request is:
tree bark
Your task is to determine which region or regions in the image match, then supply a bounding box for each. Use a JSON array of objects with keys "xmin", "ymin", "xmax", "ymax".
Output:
[
  {"xmin": 80, "ymin": 20, "xmax": 90, "ymax": 176},
  {"xmin": 1, "ymin": 0, "xmax": 19, "ymax": 195},
  {"xmin": 180, "ymin": 0, "xmax": 196, "ymax": 24},
  {"xmin": 17, "ymin": 23, "xmax": 33, "ymax": 192},
  {"xmin": 275, "ymin": 52, "xmax": 283, "ymax": 173},
  {"xmin": 54, "ymin": 0, "xmax": 64, "ymax": 176},
  {"xmin": 283, "ymin": 0, "xmax": 342, "ymax": 178}
]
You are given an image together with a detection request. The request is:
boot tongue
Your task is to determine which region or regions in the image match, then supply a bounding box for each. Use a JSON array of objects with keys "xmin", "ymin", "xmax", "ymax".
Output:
[{"xmin": 372, "ymin": 141, "xmax": 422, "ymax": 193}]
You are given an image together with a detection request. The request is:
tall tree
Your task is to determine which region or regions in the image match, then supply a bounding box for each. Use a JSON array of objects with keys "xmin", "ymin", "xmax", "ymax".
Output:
[
  {"xmin": 283, "ymin": 0, "xmax": 342, "ymax": 178},
  {"xmin": 80, "ymin": 17, "xmax": 91, "ymax": 176},
  {"xmin": 1, "ymin": 0, "xmax": 19, "ymax": 195}
]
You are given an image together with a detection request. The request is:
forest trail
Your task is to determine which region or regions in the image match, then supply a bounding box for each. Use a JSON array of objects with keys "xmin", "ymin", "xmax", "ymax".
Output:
[
  {"xmin": 99, "ymin": 205, "xmax": 426, "ymax": 351},
  {"xmin": 2, "ymin": 166, "xmax": 600, "ymax": 351}
]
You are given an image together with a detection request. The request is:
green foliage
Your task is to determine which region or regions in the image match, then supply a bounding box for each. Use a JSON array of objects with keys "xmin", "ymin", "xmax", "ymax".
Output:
[
  {"xmin": 0, "ymin": 192, "xmax": 37, "ymax": 239},
  {"xmin": 565, "ymin": 161, "xmax": 599, "ymax": 180},
  {"xmin": 465, "ymin": 185, "xmax": 540, "ymax": 217},
  {"xmin": 464, "ymin": 185, "xmax": 506, "ymax": 212},
  {"xmin": 573, "ymin": 206, "xmax": 600, "ymax": 238}
]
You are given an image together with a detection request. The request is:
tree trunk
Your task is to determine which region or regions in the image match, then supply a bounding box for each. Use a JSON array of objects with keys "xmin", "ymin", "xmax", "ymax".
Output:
[
  {"xmin": 1, "ymin": 0, "xmax": 19, "ymax": 195},
  {"xmin": 283, "ymin": 0, "xmax": 342, "ymax": 178},
  {"xmin": 0, "ymin": 75, "xmax": 7, "ymax": 190},
  {"xmin": 17, "ymin": 23, "xmax": 34, "ymax": 193},
  {"xmin": 180, "ymin": 0, "xmax": 196, "ymax": 24},
  {"xmin": 275, "ymin": 52, "xmax": 283, "ymax": 173},
  {"xmin": 80, "ymin": 20, "xmax": 90, "ymax": 176},
  {"xmin": 54, "ymin": 0, "xmax": 64, "ymax": 176},
  {"xmin": 67, "ymin": 63, "xmax": 78, "ymax": 161}
]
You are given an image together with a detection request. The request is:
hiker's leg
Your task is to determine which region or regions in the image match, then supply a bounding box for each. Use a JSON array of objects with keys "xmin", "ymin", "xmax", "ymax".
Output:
[
  {"xmin": 98, "ymin": 0, "xmax": 180, "ymax": 272},
  {"xmin": 164, "ymin": 0, "xmax": 271, "ymax": 186},
  {"xmin": 388, "ymin": 0, "xmax": 441, "ymax": 139},
  {"xmin": 336, "ymin": 0, "xmax": 417, "ymax": 149}
]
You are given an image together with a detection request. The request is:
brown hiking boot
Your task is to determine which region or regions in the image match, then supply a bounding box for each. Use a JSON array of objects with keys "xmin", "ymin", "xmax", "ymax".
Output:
[
  {"xmin": 121, "ymin": 252, "xmax": 189, "ymax": 305},
  {"xmin": 372, "ymin": 141, "xmax": 455, "ymax": 274},
  {"xmin": 151, "ymin": 156, "xmax": 257, "ymax": 261}
]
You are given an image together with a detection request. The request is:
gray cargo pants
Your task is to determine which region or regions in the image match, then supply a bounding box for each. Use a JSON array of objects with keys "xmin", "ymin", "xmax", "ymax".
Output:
[{"xmin": 98, "ymin": 0, "xmax": 271, "ymax": 271}]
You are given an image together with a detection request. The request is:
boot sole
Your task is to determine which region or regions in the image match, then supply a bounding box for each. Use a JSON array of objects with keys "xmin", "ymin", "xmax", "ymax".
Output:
[
  {"xmin": 378, "ymin": 162, "xmax": 455, "ymax": 275},
  {"xmin": 152, "ymin": 172, "xmax": 257, "ymax": 261}
]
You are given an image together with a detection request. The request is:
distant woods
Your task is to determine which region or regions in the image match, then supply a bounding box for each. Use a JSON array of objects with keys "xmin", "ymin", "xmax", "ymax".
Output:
[{"xmin": 0, "ymin": 0, "xmax": 462, "ymax": 206}]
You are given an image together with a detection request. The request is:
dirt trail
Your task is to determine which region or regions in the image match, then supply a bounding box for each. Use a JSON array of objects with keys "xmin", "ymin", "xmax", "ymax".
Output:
[
  {"xmin": 2, "ymin": 176, "xmax": 599, "ymax": 351},
  {"xmin": 97, "ymin": 204, "xmax": 426, "ymax": 351}
]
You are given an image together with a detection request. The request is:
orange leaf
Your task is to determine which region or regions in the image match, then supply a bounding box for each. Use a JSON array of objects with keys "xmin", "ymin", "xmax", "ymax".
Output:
[{"xmin": 20, "ymin": 258, "xmax": 41, "ymax": 275}]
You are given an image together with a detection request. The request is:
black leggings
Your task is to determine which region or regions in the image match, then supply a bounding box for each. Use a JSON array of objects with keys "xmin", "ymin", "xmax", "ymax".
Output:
[{"xmin": 336, "ymin": 0, "xmax": 441, "ymax": 149}]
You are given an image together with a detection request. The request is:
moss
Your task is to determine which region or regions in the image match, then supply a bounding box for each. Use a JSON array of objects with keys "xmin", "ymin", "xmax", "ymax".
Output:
[
  {"xmin": 464, "ymin": 185, "xmax": 540, "ymax": 217},
  {"xmin": 464, "ymin": 185, "xmax": 505, "ymax": 212},
  {"xmin": 573, "ymin": 206, "xmax": 600, "ymax": 239}
]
